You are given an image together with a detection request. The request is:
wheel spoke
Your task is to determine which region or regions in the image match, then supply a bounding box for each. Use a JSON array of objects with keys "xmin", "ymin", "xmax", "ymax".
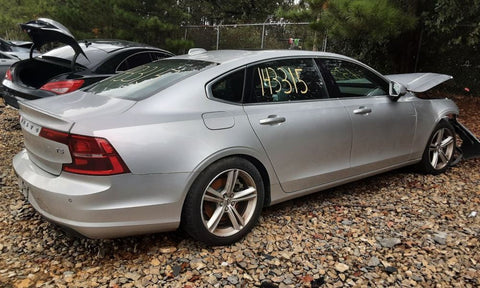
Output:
[
  {"xmin": 207, "ymin": 205, "xmax": 225, "ymax": 232},
  {"xmin": 227, "ymin": 205, "xmax": 245, "ymax": 230},
  {"xmin": 204, "ymin": 187, "xmax": 224, "ymax": 203},
  {"xmin": 431, "ymin": 151, "xmax": 439, "ymax": 168},
  {"xmin": 435, "ymin": 129, "xmax": 444, "ymax": 145},
  {"xmin": 233, "ymin": 187, "xmax": 257, "ymax": 202},
  {"xmin": 438, "ymin": 150, "xmax": 448, "ymax": 164},
  {"xmin": 224, "ymin": 170, "xmax": 239, "ymax": 194},
  {"xmin": 440, "ymin": 136, "xmax": 454, "ymax": 148}
]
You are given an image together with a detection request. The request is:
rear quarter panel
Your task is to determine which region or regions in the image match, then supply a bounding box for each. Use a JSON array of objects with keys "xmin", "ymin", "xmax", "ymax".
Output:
[{"xmin": 68, "ymin": 79, "xmax": 277, "ymax": 181}]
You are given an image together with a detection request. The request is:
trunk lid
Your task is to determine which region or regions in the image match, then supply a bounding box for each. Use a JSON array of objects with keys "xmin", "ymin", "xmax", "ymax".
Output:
[
  {"xmin": 18, "ymin": 92, "xmax": 135, "ymax": 175},
  {"xmin": 20, "ymin": 18, "xmax": 86, "ymax": 62},
  {"xmin": 386, "ymin": 73, "xmax": 453, "ymax": 93}
]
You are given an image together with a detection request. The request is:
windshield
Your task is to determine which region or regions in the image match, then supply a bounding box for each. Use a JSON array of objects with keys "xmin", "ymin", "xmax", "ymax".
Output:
[{"xmin": 86, "ymin": 59, "xmax": 216, "ymax": 100}]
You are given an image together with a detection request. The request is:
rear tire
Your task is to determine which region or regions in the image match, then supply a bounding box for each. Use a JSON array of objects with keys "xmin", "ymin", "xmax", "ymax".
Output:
[
  {"xmin": 417, "ymin": 120, "xmax": 456, "ymax": 174},
  {"xmin": 181, "ymin": 157, "xmax": 264, "ymax": 245}
]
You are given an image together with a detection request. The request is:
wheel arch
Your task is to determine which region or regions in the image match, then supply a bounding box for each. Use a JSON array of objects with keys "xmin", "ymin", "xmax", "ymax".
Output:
[
  {"xmin": 182, "ymin": 149, "xmax": 275, "ymax": 210},
  {"xmin": 235, "ymin": 154, "xmax": 271, "ymax": 207}
]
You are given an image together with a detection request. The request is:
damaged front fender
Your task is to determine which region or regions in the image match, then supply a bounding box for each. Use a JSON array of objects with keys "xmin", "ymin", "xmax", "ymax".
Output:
[{"xmin": 451, "ymin": 120, "xmax": 480, "ymax": 164}]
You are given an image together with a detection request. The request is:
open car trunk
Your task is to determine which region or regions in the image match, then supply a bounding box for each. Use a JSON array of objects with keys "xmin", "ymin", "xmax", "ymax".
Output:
[{"xmin": 14, "ymin": 58, "xmax": 72, "ymax": 88}]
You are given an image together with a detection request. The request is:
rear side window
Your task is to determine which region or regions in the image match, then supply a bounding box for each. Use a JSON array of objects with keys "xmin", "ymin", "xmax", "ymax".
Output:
[
  {"xmin": 87, "ymin": 59, "xmax": 216, "ymax": 101},
  {"xmin": 247, "ymin": 58, "xmax": 328, "ymax": 103},
  {"xmin": 210, "ymin": 69, "xmax": 245, "ymax": 103},
  {"xmin": 151, "ymin": 52, "xmax": 171, "ymax": 61},
  {"xmin": 116, "ymin": 52, "xmax": 154, "ymax": 72}
]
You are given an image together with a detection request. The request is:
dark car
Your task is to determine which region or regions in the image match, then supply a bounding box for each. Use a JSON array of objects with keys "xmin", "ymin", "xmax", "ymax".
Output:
[
  {"xmin": 0, "ymin": 52, "xmax": 20, "ymax": 85},
  {"xmin": 1, "ymin": 18, "xmax": 174, "ymax": 108}
]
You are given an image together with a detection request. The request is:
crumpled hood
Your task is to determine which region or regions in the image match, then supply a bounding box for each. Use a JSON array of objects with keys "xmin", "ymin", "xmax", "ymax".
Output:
[{"xmin": 386, "ymin": 73, "xmax": 453, "ymax": 93}]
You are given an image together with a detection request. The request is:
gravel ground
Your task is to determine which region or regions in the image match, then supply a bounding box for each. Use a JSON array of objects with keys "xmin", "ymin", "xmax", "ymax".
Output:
[{"xmin": 0, "ymin": 94, "xmax": 479, "ymax": 288}]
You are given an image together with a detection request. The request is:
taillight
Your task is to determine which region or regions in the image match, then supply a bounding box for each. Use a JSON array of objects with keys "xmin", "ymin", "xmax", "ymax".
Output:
[
  {"xmin": 39, "ymin": 127, "xmax": 130, "ymax": 175},
  {"xmin": 5, "ymin": 68, "xmax": 12, "ymax": 81},
  {"xmin": 40, "ymin": 79, "xmax": 85, "ymax": 94}
]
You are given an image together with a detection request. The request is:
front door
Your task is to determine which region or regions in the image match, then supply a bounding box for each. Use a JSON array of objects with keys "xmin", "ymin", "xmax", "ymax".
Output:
[{"xmin": 320, "ymin": 58, "xmax": 416, "ymax": 174}]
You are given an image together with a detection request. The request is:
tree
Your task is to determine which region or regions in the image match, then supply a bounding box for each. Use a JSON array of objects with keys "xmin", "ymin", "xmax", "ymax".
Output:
[
  {"xmin": 423, "ymin": 0, "xmax": 480, "ymax": 48},
  {"xmin": 0, "ymin": 0, "xmax": 53, "ymax": 40},
  {"xmin": 419, "ymin": 0, "xmax": 480, "ymax": 91},
  {"xmin": 181, "ymin": 0, "xmax": 289, "ymax": 25},
  {"xmin": 279, "ymin": 0, "xmax": 417, "ymax": 71}
]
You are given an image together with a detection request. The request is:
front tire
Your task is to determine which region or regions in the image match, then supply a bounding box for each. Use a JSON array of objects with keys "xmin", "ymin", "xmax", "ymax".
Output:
[
  {"xmin": 418, "ymin": 120, "xmax": 456, "ymax": 174},
  {"xmin": 181, "ymin": 157, "xmax": 264, "ymax": 245}
]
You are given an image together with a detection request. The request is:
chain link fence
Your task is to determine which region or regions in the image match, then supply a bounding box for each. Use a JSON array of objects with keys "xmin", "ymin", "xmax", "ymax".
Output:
[{"xmin": 183, "ymin": 23, "xmax": 325, "ymax": 51}]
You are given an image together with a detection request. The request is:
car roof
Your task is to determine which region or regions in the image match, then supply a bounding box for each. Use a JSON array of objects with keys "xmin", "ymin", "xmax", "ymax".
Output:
[
  {"xmin": 172, "ymin": 49, "xmax": 353, "ymax": 66},
  {"xmin": 41, "ymin": 40, "xmax": 172, "ymax": 68},
  {"xmin": 80, "ymin": 39, "xmax": 163, "ymax": 53}
]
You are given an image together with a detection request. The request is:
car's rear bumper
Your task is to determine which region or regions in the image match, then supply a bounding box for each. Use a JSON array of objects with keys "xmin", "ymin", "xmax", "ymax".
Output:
[
  {"xmin": 1, "ymin": 80, "xmax": 55, "ymax": 108},
  {"xmin": 1, "ymin": 87, "xmax": 21, "ymax": 108},
  {"xmin": 13, "ymin": 149, "xmax": 189, "ymax": 238}
]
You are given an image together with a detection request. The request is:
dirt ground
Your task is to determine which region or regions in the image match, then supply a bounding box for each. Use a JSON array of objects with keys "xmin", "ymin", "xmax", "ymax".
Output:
[{"xmin": 0, "ymin": 93, "xmax": 479, "ymax": 287}]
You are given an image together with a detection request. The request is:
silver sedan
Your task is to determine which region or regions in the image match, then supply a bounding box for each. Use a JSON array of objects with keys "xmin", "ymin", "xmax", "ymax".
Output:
[{"xmin": 13, "ymin": 49, "xmax": 480, "ymax": 245}]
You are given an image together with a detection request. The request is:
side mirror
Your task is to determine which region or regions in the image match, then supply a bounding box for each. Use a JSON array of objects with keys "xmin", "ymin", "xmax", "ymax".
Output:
[{"xmin": 389, "ymin": 81, "xmax": 407, "ymax": 99}]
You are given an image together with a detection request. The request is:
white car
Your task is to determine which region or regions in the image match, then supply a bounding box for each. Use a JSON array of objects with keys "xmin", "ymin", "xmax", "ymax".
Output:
[{"xmin": 12, "ymin": 49, "xmax": 480, "ymax": 245}]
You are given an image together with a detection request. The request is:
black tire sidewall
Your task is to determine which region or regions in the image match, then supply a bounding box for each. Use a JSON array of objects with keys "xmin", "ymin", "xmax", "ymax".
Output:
[{"xmin": 181, "ymin": 157, "xmax": 265, "ymax": 245}]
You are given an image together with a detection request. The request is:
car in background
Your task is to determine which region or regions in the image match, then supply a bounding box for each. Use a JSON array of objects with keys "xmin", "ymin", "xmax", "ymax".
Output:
[
  {"xmin": 1, "ymin": 18, "xmax": 174, "ymax": 108},
  {"xmin": 0, "ymin": 37, "xmax": 39, "ymax": 60},
  {"xmin": 12, "ymin": 49, "xmax": 480, "ymax": 245},
  {"xmin": 0, "ymin": 51, "xmax": 19, "ymax": 86}
]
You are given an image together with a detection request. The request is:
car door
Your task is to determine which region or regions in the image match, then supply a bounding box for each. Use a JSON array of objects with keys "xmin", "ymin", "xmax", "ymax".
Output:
[
  {"xmin": 319, "ymin": 58, "xmax": 416, "ymax": 174},
  {"xmin": 243, "ymin": 58, "xmax": 352, "ymax": 193}
]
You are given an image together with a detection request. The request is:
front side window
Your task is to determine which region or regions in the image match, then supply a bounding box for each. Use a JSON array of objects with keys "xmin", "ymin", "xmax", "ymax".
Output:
[
  {"xmin": 210, "ymin": 69, "xmax": 245, "ymax": 103},
  {"xmin": 87, "ymin": 59, "xmax": 216, "ymax": 101},
  {"xmin": 321, "ymin": 59, "xmax": 388, "ymax": 98},
  {"xmin": 248, "ymin": 58, "xmax": 328, "ymax": 103}
]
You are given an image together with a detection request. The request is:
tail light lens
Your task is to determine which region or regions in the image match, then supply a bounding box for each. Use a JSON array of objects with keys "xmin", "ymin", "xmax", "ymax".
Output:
[
  {"xmin": 39, "ymin": 128, "xmax": 130, "ymax": 175},
  {"xmin": 5, "ymin": 68, "xmax": 12, "ymax": 81},
  {"xmin": 40, "ymin": 79, "xmax": 85, "ymax": 94}
]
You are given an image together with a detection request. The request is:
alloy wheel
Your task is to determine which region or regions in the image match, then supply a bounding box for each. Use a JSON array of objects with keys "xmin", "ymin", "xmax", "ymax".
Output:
[
  {"xmin": 201, "ymin": 169, "xmax": 258, "ymax": 237},
  {"xmin": 428, "ymin": 127, "xmax": 455, "ymax": 170}
]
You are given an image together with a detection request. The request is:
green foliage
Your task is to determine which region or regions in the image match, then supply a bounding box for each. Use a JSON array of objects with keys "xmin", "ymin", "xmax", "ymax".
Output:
[
  {"xmin": 165, "ymin": 38, "xmax": 194, "ymax": 54},
  {"xmin": 311, "ymin": 0, "xmax": 416, "ymax": 44},
  {"xmin": 182, "ymin": 0, "xmax": 289, "ymax": 25},
  {"xmin": 423, "ymin": 0, "xmax": 480, "ymax": 48},
  {"xmin": 420, "ymin": 0, "xmax": 480, "ymax": 92},
  {"xmin": 278, "ymin": 0, "xmax": 418, "ymax": 72},
  {"xmin": 0, "ymin": 0, "xmax": 53, "ymax": 39}
]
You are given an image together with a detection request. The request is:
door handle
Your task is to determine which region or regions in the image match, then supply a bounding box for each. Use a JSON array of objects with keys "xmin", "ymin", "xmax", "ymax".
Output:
[
  {"xmin": 259, "ymin": 115, "xmax": 286, "ymax": 125},
  {"xmin": 353, "ymin": 106, "xmax": 372, "ymax": 115}
]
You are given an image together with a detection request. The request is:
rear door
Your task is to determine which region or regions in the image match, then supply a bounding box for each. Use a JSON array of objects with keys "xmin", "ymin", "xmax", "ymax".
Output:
[
  {"xmin": 319, "ymin": 58, "xmax": 416, "ymax": 174},
  {"xmin": 243, "ymin": 58, "xmax": 352, "ymax": 193}
]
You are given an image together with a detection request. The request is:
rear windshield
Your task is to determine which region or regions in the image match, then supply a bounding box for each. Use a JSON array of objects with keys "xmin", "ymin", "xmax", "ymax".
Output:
[{"xmin": 86, "ymin": 59, "xmax": 216, "ymax": 100}]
